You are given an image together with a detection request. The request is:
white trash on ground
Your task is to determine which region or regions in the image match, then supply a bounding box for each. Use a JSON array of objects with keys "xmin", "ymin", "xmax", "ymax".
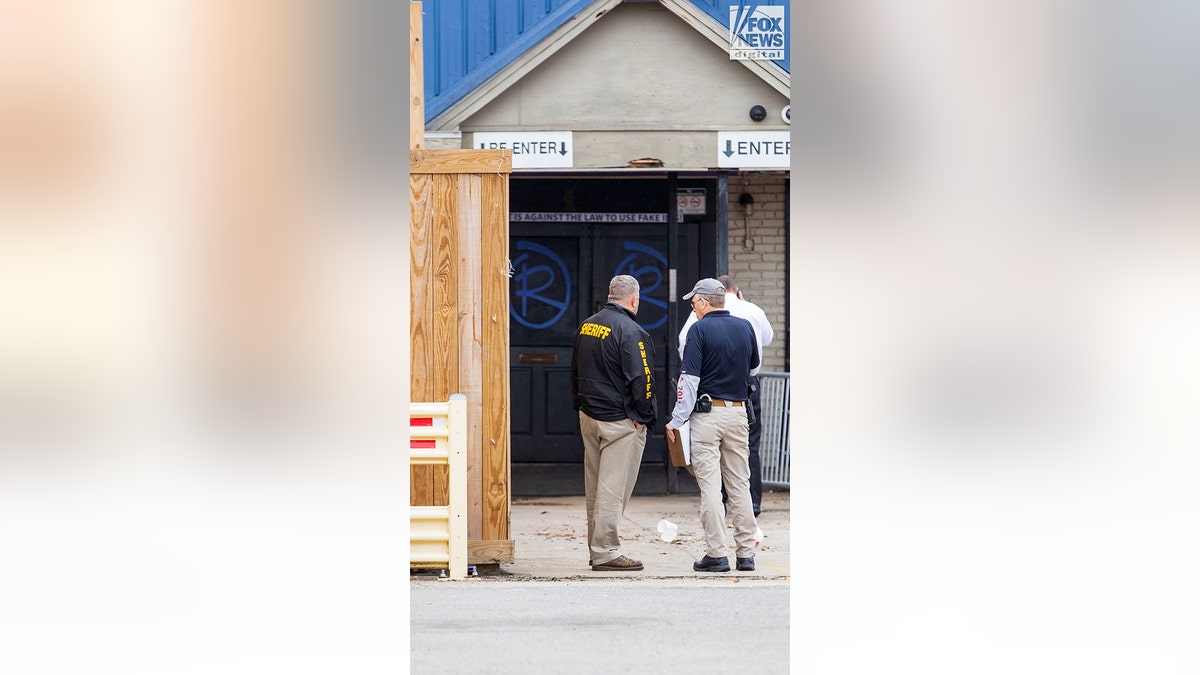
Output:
[{"xmin": 656, "ymin": 519, "xmax": 679, "ymax": 542}]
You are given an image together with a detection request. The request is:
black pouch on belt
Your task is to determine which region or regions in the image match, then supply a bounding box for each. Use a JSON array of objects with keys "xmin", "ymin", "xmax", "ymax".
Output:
[{"xmin": 694, "ymin": 394, "xmax": 712, "ymax": 413}]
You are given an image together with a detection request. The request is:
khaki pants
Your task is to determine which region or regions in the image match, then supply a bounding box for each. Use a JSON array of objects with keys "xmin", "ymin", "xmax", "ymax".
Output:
[
  {"xmin": 579, "ymin": 412, "xmax": 646, "ymax": 565},
  {"xmin": 690, "ymin": 405, "xmax": 756, "ymax": 559}
]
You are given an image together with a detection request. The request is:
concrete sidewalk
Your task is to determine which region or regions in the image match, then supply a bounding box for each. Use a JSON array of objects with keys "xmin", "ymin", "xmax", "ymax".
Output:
[{"xmin": 495, "ymin": 488, "xmax": 790, "ymax": 580}]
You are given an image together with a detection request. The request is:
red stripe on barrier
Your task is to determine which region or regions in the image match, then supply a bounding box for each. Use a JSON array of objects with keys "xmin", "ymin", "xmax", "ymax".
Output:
[
  {"xmin": 410, "ymin": 439, "xmax": 437, "ymax": 449},
  {"xmin": 411, "ymin": 417, "xmax": 434, "ymax": 426}
]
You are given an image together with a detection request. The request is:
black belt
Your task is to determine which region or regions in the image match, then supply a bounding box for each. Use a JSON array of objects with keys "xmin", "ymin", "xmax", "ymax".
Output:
[{"xmin": 708, "ymin": 399, "xmax": 744, "ymax": 407}]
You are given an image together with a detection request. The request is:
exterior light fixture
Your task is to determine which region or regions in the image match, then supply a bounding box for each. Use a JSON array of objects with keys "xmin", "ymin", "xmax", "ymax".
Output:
[{"xmin": 738, "ymin": 192, "xmax": 755, "ymax": 218}]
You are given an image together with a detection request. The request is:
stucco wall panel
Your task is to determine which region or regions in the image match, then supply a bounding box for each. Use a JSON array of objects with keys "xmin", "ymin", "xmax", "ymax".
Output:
[{"xmin": 461, "ymin": 2, "xmax": 789, "ymax": 170}]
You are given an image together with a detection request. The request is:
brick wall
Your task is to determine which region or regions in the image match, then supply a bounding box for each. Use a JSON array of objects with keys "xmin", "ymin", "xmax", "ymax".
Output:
[{"xmin": 726, "ymin": 173, "xmax": 788, "ymax": 372}]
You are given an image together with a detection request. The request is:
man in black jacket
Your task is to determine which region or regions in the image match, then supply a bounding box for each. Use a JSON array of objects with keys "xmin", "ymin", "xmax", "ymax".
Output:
[{"xmin": 571, "ymin": 275, "xmax": 657, "ymax": 571}]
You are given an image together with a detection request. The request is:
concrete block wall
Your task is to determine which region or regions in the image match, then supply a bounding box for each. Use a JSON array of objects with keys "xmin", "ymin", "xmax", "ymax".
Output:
[{"xmin": 726, "ymin": 173, "xmax": 788, "ymax": 372}]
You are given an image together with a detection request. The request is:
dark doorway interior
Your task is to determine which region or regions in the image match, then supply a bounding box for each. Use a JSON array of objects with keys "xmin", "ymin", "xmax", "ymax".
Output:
[{"xmin": 508, "ymin": 174, "xmax": 720, "ymax": 495}]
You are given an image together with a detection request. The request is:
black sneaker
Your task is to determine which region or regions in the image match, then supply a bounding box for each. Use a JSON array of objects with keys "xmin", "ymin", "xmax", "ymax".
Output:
[
  {"xmin": 736, "ymin": 556, "xmax": 755, "ymax": 571},
  {"xmin": 693, "ymin": 555, "xmax": 730, "ymax": 572}
]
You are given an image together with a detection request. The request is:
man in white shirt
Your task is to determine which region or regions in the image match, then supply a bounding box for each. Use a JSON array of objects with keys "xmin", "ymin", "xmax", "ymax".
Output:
[{"xmin": 678, "ymin": 275, "xmax": 774, "ymax": 515}]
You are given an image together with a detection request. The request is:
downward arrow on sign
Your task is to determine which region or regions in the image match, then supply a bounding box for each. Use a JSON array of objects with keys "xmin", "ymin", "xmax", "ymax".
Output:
[
  {"xmin": 560, "ymin": 144, "xmax": 568, "ymax": 156},
  {"xmin": 723, "ymin": 140, "xmax": 734, "ymax": 157}
]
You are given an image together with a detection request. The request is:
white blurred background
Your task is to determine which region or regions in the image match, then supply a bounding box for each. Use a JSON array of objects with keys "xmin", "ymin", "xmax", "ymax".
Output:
[
  {"xmin": 1, "ymin": 1, "xmax": 409, "ymax": 672},
  {"xmin": 790, "ymin": 1, "xmax": 1200, "ymax": 673}
]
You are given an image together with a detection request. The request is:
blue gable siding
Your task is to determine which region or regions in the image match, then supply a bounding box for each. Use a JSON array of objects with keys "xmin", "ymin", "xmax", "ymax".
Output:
[
  {"xmin": 424, "ymin": 0, "xmax": 597, "ymax": 122},
  {"xmin": 423, "ymin": 0, "xmax": 790, "ymax": 124}
]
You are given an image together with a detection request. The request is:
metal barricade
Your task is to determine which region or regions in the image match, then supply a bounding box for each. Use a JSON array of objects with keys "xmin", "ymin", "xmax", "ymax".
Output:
[
  {"xmin": 410, "ymin": 394, "xmax": 468, "ymax": 579},
  {"xmin": 757, "ymin": 372, "xmax": 790, "ymax": 488}
]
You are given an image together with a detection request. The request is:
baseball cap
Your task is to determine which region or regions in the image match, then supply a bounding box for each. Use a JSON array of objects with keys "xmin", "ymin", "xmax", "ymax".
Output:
[{"xmin": 682, "ymin": 278, "xmax": 724, "ymax": 300}]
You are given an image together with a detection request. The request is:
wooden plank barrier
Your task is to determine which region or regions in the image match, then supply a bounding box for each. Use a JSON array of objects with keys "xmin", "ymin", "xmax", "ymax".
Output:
[
  {"xmin": 410, "ymin": 2, "xmax": 512, "ymax": 566},
  {"xmin": 410, "ymin": 395, "xmax": 468, "ymax": 579},
  {"xmin": 410, "ymin": 147, "xmax": 514, "ymax": 564}
]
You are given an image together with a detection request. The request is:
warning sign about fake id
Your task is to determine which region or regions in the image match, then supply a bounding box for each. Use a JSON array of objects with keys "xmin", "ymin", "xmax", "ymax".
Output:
[{"xmin": 729, "ymin": 5, "xmax": 786, "ymax": 61}]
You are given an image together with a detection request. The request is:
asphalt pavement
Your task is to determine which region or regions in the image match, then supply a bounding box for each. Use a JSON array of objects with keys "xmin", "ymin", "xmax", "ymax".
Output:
[
  {"xmin": 411, "ymin": 580, "xmax": 790, "ymax": 674},
  {"xmin": 410, "ymin": 489, "xmax": 791, "ymax": 673}
]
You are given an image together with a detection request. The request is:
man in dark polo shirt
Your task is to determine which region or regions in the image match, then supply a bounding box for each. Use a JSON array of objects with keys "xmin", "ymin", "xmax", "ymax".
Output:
[
  {"xmin": 665, "ymin": 278, "xmax": 760, "ymax": 573},
  {"xmin": 571, "ymin": 275, "xmax": 657, "ymax": 571}
]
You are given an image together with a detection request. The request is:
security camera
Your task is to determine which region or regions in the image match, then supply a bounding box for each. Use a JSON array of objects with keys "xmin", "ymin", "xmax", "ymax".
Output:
[{"xmin": 749, "ymin": 105, "xmax": 767, "ymax": 122}]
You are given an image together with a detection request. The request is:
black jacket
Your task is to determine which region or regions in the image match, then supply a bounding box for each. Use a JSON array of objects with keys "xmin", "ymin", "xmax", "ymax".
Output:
[{"xmin": 571, "ymin": 303, "xmax": 657, "ymax": 425}]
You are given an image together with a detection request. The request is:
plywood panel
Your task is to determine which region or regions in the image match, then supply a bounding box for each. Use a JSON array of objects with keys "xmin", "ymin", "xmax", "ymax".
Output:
[
  {"xmin": 413, "ymin": 172, "xmax": 460, "ymax": 507},
  {"xmin": 468, "ymin": 539, "xmax": 515, "ymax": 565},
  {"xmin": 480, "ymin": 172, "xmax": 510, "ymax": 541},
  {"xmin": 410, "ymin": 2, "xmax": 424, "ymax": 150},
  {"xmin": 410, "ymin": 148, "xmax": 509, "ymax": 549},
  {"xmin": 457, "ymin": 173, "xmax": 485, "ymax": 540},
  {"xmin": 410, "ymin": 172, "xmax": 435, "ymax": 399},
  {"xmin": 431, "ymin": 173, "xmax": 458, "ymax": 400},
  {"xmin": 409, "ymin": 171, "xmax": 437, "ymax": 506},
  {"xmin": 411, "ymin": 149, "xmax": 512, "ymax": 175}
]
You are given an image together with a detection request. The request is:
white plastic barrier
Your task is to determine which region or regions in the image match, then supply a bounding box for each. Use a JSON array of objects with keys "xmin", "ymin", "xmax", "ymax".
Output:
[{"xmin": 410, "ymin": 394, "xmax": 468, "ymax": 579}]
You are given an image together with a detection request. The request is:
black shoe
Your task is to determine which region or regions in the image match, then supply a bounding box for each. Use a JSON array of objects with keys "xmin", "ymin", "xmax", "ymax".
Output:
[
  {"xmin": 736, "ymin": 556, "xmax": 755, "ymax": 571},
  {"xmin": 693, "ymin": 555, "xmax": 730, "ymax": 572}
]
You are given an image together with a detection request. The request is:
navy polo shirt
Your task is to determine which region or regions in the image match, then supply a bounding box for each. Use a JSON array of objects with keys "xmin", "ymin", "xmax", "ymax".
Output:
[{"xmin": 680, "ymin": 310, "xmax": 760, "ymax": 400}]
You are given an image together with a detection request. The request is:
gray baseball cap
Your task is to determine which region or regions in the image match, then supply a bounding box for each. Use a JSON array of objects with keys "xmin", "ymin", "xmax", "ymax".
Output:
[{"xmin": 682, "ymin": 277, "xmax": 724, "ymax": 300}]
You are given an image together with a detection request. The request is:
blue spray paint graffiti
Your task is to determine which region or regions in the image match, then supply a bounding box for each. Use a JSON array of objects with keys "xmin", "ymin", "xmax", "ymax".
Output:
[
  {"xmin": 510, "ymin": 241, "xmax": 572, "ymax": 329},
  {"xmin": 613, "ymin": 241, "xmax": 669, "ymax": 330}
]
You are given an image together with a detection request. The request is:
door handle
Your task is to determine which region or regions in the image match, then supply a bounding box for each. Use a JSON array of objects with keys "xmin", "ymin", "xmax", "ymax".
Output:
[{"xmin": 517, "ymin": 352, "xmax": 559, "ymax": 364}]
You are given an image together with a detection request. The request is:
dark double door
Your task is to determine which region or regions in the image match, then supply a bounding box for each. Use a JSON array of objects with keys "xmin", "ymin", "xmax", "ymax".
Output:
[{"xmin": 509, "ymin": 223, "xmax": 691, "ymax": 463}]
